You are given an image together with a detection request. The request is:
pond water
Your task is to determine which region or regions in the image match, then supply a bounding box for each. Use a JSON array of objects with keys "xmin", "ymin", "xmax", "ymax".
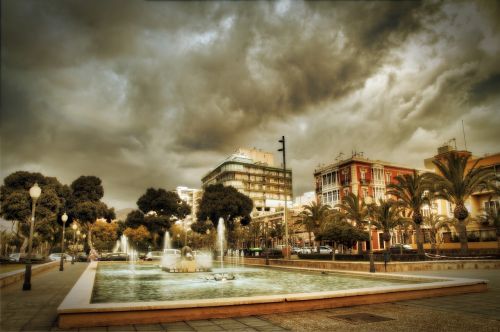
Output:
[{"xmin": 91, "ymin": 263, "xmax": 423, "ymax": 303}]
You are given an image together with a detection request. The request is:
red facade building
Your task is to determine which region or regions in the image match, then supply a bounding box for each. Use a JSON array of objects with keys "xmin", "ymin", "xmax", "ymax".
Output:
[
  {"xmin": 313, "ymin": 153, "xmax": 418, "ymax": 250},
  {"xmin": 314, "ymin": 153, "xmax": 416, "ymax": 206}
]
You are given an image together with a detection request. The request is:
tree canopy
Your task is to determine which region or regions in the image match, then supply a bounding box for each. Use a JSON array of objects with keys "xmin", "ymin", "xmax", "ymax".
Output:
[
  {"xmin": 69, "ymin": 176, "xmax": 115, "ymax": 250},
  {"xmin": 426, "ymin": 152, "xmax": 495, "ymax": 254},
  {"xmin": 137, "ymin": 188, "xmax": 185, "ymax": 217},
  {"xmin": 195, "ymin": 184, "xmax": 253, "ymax": 231},
  {"xmin": 0, "ymin": 171, "xmax": 66, "ymax": 251}
]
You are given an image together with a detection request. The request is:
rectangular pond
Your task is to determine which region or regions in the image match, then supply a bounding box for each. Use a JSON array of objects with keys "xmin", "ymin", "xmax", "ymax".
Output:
[
  {"xmin": 92, "ymin": 263, "xmax": 424, "ymax": 303},
  {"xmin": 58, "ymin": 261, "xmax": 488, "ymax": 329}
]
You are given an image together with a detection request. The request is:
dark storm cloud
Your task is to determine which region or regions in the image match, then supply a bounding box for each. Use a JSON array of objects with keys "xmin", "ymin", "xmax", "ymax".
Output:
[{"xmin": 1, "ymin": 1, "xmax": 499, "ymax": 208}]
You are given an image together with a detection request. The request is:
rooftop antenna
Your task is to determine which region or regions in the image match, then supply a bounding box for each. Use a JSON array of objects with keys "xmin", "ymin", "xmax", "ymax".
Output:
[{"xmin": 462, "ymin": 120, "xmax": 468, "ymax": 151}]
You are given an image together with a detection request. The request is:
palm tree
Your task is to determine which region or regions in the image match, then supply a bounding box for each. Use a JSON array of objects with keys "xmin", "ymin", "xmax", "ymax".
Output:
[
  {"xmin": 423, "ymin": 213, "xmax": 452, "ymax": 254},
  {"xmin": 335, "ymin": 192, "xmax": 369, "ymax": 254},
  {"xmin": 370, "ymin": 199, "xmax": 406, "ymax": 253},
  {"xmin": 427, "ymin": 152, "xmax": 495, "ymax": 254},
  {"xmin": 301, "ymin": 201, "xmax": 331, "ymax": 252},
  {"xmin": 386, "ymin": 170, "xmax": 431, "ymax": 255}
]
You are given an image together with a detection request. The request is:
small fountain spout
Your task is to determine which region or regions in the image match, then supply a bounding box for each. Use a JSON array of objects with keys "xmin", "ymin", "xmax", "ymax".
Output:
[{"xmin": 217, "ymin": 217, "xmax": 225, "ymax": 270}]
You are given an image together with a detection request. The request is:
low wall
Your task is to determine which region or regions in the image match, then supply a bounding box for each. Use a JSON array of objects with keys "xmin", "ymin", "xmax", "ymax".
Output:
[
  {"xmin": 409, "ymin": 242, "xmax": 498, "ymax": 250},
  {"xmin": 237, "ymin": 257, "xmax": 500, "ymax": 273},
  {"xmin": 0, "ymin": 261, "xmax": 59, "ymax": 288}
]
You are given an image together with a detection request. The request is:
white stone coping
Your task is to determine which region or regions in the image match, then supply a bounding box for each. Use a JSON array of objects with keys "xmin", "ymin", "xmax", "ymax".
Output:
[{"xmin": 57, "ymin": 261, "xmax": 488, "ymax": 314}]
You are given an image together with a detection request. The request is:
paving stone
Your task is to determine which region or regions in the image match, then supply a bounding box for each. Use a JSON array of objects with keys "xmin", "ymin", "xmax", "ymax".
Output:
[
  {"xmin": 78, "ymin": 327, "xmax": 109, "ymax": 332},
  {"xmin": 134, "ymin": 324, "xmax": 165, "ymax": 331},
  {"xmin": 192, "ymin": 326, "xmax": 224, "ymax": 332},
  {"xmin": 107, "ymin": 325, "xmax": 137, "ymax": 331},
  {"xmin": 186, "ymin": 320, "xmax": 217, "ymax": 327},
  {"xmin": 162, "ymin": 322, "xmax": 195, "ymax": 331},
  {"xmin": 236, "ymin": 317, "xmax": 274, "ymax": 327}
]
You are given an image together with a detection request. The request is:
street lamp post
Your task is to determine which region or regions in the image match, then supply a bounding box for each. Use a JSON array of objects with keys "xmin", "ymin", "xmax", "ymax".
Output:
[
  {"xmin": 23, "ymin": 183, "xmax": 42, "ymax": 290},
  {"xmin": 71, "ymin": 224, "xmax": 77, "ymax": 264},
  {"xmin": 263, "ymin": 218, "xmax": 269, "ymax": 265},
  {"xmin": 278, "ymin": 136, "xmax": 290, "ymax": 259},
  {"xmin": 59, "ymin": 213, "xmax": 68, "ymax": 271},
  {"xmin": 368, "ymin": 220, "xmax": 375, "ymax": 273}
]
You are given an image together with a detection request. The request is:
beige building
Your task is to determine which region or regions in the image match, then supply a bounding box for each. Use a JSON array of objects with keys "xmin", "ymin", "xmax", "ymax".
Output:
[
  {"xmin": 176, "ymin": 186, "xmax": 203, "ymax": 223},
  {"xmin": 424, "ymin": 145, "xmax": 499, "ymax": 242},
  {"xmin": 201, "ymin": 148, "xmax": 293, "ymax": 213}
]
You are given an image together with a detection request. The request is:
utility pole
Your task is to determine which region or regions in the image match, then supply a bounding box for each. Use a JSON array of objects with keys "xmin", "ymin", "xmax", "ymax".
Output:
[{"xmin": 278, "ymin": 136, "xmax": 290, "ymax": 259}]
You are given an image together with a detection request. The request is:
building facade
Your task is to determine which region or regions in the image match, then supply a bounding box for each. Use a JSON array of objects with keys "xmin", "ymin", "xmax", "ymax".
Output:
[
  {"xmin": 314, "ymin": 152, "xmax": 417, "ymax": 208},
  {"xmin": 176, "ymin": 186, "xmax": 203, "ymax": 223},
  {"xmin": 201, "ymin": 148, "xmax": 293, "ymax": 213},
  {"xmin": 424, "ymin": 145, "xmax": 500, "ymax": 242}
]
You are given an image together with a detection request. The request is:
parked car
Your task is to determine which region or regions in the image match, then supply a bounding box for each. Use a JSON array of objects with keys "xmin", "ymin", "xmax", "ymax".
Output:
[
  {"xmin": 75, "ymin": 252, "xmax": 88, "ymax": 262},
  {"xmin": 100, "ymin": 252, "xmax": 129, "ymax": 261},
  {"xmin": 163, "ymin": 249, "xmax": 181, "ymax": 256},
  {"xmin": 48, "ymin": 253, "xmax": 72, "ymax": 262},
  {"xmin": 319, "ymin": 246, "xmax": 333, "ymax": 254},
  {"xmin": 389, "ymin": 244, "xmax": 416, "ymax": 253},
  {"xmin": 291, "ymin": 247, "xmax": 301, "ymax": 254},
  {"xmin": 9, "ymin": 253, "xmax": 45, "ymax": 262},
  {"xmin": 299, "ymin": 247, "xmax": 314, "ymax": 254},
  {"xmin": 145, "ymin": 251, "xmax": 163, "ymax": 261},
  {"xmin": 9, "ymin": 253, "xmax": 25, "ymax": 262}
]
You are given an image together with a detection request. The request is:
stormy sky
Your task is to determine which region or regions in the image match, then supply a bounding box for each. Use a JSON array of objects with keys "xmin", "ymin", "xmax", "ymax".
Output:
[{"xmin": 1, "ymin": 1, "xmax": 499, "ymax": 210}]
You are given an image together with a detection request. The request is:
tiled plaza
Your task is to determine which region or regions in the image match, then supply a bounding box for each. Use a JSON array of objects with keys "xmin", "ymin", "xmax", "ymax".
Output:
[{"xmin": 1, "ymin": 263, "xmax": 499, "ymax": 331}]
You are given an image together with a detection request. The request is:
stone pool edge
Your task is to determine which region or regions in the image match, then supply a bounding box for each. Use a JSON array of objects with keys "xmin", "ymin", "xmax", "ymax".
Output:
[{"xmin": 57, "ymin": 261, "xmax": 488, "ymax": 329}]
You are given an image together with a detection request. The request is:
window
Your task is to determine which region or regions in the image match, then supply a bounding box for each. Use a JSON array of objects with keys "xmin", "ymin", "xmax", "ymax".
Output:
[
  {"xmin": 485, "ymin": 200, "xmax": 500, "ymax": 213},
  {"xmin": 360, "ymin": 170, "xmax": 366, "ymax": 180},
  {"xmin": 385, "ymin": 172, "xmax": 391, "ymax": 183},
  {"xmin": 362, "ymin": 188, "xmax": 368, "ymax": 198},
  {"xmin": 333, "ymin": 189, "xmax": 340, "ymax": 202}
]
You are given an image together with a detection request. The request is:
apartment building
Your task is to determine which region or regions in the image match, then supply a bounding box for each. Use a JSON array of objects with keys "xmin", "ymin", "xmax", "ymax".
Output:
[
  {"xmin": 313, "ymin": 152, "xmax": 417, "ymax": 208},
  {"xmin": 175, "ymin": 186, "xmax": 203, "ymax": 223},
  {"xmin": 201, "ymin": 148, "xmax": 293, "ymax": 213}
]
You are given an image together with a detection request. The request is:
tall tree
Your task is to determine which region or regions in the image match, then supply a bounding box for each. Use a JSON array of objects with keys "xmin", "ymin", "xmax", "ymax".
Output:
[
  {"xmin": 137, "ymin": 188, "xmax": 184, "ymax": 217},
  {"xmin": 369, "ymin": 199, "xmax": 406, "ymax": 253},
  {"xmin": 317, "ymin": 212, "xmax": 369, "ymax": 256},
  {"xmin": 386, "ymin": 170, "xmax": 431, "ymax": 255},
  {"xmin": 134, "ymin": 188, "xmax": 189, "ymax": 247},
  {"xmin": 426, "ymin": 152, "xmax": 494, "ymax": 254},
  {"xmin": 70, "ymin": 176, "xmax": 115, "ymax": 250},
  {"xmin": 0, "ymin": 171, "xmax": 64, "ymax": 253},
  {"xmin": 91, "ymin": 220, "xmax": 118, "ymax": 252},
  {"xmin": 335, "ymin": 192, "xmax": 369, "ymax": 254},
  {"xmin": 123, "ymin": 226, "xmax": 151, "ymax": 252},
  {"xmin": 195, "ymin": 184, "xmax": 253, "ymax": 246},
  {"xmin": 301, "ymin": 201, "xmax": 331, "ymax": 252}
]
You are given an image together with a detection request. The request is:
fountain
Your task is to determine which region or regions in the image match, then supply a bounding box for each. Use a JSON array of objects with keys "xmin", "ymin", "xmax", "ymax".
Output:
[
  {"xmin": 160, "ymin": 230, "xmax": 212, "ymax": 272},
  {"xmin": 217, "ymin": 217, "xmax": 225, "ymax": 270},
  {"xmin": 163, "ymin": 231, "xmax": 171, "ymax": 250},
  {"xmin": 58, "ymin": 216, "xmax": 489, "ymax": 329},
  {"xmin": 109, "ymin": 235, "xmax": 137, "ymax": 262}
]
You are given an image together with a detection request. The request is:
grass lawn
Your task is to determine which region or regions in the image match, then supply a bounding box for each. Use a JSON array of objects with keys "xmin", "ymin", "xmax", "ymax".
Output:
[{"xmin": 0, "ymin": 264, "xmax": 26, "ymax": 274}]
